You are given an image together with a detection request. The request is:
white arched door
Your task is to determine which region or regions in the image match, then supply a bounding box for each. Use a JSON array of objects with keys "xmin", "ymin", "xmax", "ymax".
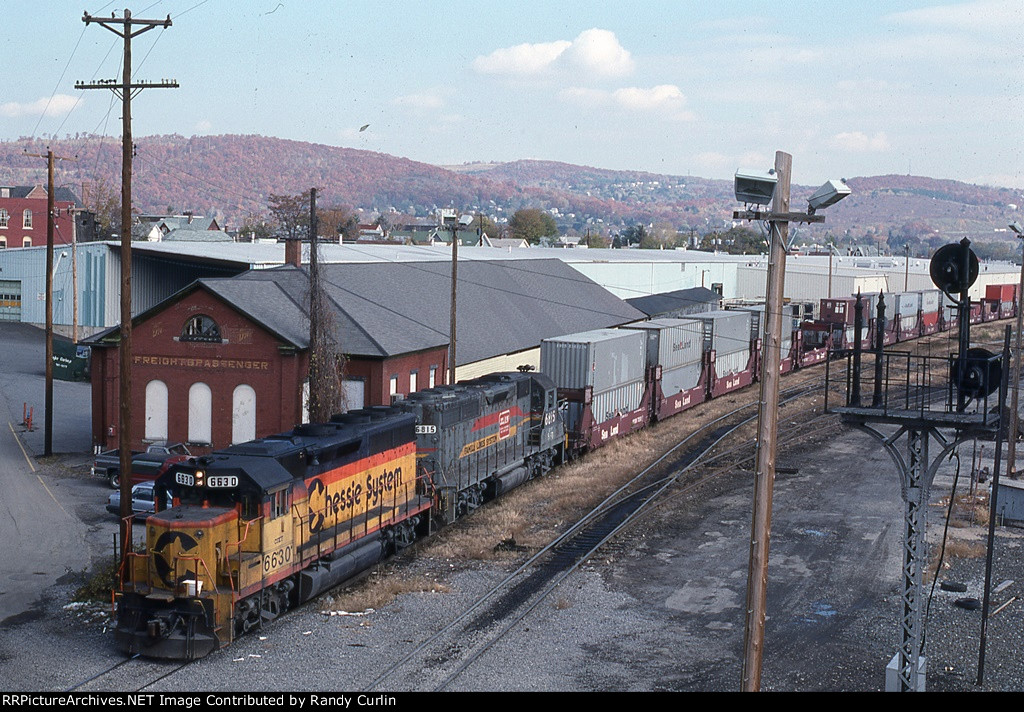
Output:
[
  {"xmin": 188, "ymin": 382, "xmax": 212, "ymax": 445},
  {"xmin": 144, "ymin": 380, "xmax": 168, "ymax": 441},
  {"xmin": 232, "ymin": 384, "xmax": 256, "ymax": 444}
]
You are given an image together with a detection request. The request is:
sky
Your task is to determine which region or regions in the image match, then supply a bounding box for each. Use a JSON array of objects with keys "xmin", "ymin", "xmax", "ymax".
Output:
[{"xmin": 2, "ymin": 0, "xmax": 1022, "ymax": 190}]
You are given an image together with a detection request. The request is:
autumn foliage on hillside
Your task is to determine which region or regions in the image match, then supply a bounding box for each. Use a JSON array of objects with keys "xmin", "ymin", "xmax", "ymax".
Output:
[{"xmin": 0, "ymin": 134, "xmax": 1018, "ymax": 249}]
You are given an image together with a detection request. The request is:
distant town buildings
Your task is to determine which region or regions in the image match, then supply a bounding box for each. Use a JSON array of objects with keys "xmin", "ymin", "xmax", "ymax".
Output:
[{"xmin": 0, "ymin": 184, "xmax": 80, "ymax": 248}]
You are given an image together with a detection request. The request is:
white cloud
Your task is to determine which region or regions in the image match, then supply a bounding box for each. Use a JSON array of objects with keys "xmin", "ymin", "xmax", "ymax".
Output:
[
  {"xmin": 472, "ymin": 39, "xmax": 571, "ymax": 76},
  {"xmin": 472, "ymin": 28, "xmax": 633, "ymax": 78},
  {"xmin": 0, "ymin": 94, "xmax": 78, "ymax": 118},
  {"xmin": 830, "ymin": 131, "xmax": 891, "ymax": 152},
  {"xmin": 195, "ymin": 119, "xmax": 212, "ymax": 132},
  {"xmin": 561, "ymin": 84, "xmax": 694, "ymax": 120},
  {"xmin": 561, "ymin": 29, "xmax": 634, "ymax": 77}
]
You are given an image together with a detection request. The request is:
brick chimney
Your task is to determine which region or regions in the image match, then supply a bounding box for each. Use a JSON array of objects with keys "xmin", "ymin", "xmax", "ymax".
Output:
[{"xmin": 285, "ymin": 238, "xmax": 302, "ymax": 267}]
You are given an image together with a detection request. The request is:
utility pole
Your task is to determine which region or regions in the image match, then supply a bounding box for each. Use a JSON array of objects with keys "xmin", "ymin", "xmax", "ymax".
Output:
[
  {"xmin": 734, "ymin": 152, "xmax": 831, "ymax": 691},
  {"xmin": 448, "ymin": 217, "xmax": 460, "ymax": 386},
  {"xmin": 24, "ymin": 149, "xmax": 73, "ymax": 456},
  {"xmin": 76, "ymin": 9, "xmax": 177, "ymax": 561},
  {"xmin": 905, "ymin": 243, "xmax": 910, "ymax": 291},
  {"xmin": 741, "ymin": 150, "xmax": 792, "ymax": 691},
  {"xmin": 1007, "ymin": 223, "xmax": 1024, "ymax": 479}
]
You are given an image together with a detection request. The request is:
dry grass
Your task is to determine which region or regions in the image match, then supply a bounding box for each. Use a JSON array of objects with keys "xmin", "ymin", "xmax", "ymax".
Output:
[{"xmin": 322, "ymin": 570, "xmax": 450, "ymax": 613}]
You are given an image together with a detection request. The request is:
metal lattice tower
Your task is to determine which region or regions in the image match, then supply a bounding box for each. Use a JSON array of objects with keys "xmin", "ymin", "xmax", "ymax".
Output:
[{"xmin": 828, "ymin": 239, "xmax": 1006, "ymax": 691}]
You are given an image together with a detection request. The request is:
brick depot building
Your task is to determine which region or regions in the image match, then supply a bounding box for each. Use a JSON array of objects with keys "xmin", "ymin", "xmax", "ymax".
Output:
[{"xmin": 86, "ymin": 256, "xmax": 643, "ymax": 452}]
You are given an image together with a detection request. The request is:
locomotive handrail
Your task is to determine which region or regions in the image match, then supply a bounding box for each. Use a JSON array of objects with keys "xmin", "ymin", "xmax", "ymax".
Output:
[{"xmin": 223, "ymin": 515, "xmax": 265, "ymax": 595}]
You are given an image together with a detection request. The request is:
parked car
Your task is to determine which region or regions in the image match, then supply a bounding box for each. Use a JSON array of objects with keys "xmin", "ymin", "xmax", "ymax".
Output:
[
  {"xmin": 92, "ymin": 441, "xmax": 191, "ymax": 488},
  {"xmin": 106, "ymin": 481, "xmax": 157, "ymax": 520}
]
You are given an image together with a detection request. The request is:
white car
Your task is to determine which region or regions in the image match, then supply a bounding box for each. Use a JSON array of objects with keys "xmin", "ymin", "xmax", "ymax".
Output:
[{"xmin": 106, "ymin": 482, "xmax": 157, "ymax": 520}]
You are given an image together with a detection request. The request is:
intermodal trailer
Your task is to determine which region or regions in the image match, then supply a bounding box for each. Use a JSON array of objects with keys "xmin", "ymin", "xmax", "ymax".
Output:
[{"xmin": 622, "ymin": 318, "xmax": 706, "ymax": 421}]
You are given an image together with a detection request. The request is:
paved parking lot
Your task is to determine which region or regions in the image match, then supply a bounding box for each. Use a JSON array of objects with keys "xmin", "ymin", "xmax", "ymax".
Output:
[{"xmin": 0, "ymin": 323, "xmax": 101, "ymax": 623}]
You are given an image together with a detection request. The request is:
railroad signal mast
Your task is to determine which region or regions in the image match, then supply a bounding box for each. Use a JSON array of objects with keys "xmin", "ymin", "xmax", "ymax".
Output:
[
  {"xmin": 830, "ymin": 238, "xmax": 1008, "ymax": 691},
  {"xmin": 76, "ymin": 9, "xmax": 178, "ymax": 563}
]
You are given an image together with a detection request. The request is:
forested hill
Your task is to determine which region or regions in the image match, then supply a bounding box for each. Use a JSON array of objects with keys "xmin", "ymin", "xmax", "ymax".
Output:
[{"xmin": 0, "ymin": 134, "xmax": 1019, "ymax": 248}]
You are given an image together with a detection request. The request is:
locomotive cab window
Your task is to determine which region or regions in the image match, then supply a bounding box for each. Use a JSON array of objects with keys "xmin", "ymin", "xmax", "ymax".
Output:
[{"xmin": 270, "ymin": 489, "xmax": 288, "ymax": 519}]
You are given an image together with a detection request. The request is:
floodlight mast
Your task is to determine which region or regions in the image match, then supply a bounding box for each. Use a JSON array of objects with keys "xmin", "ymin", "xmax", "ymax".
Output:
[{"xmin": 737, "ymin": 154, "xmax": 848, "ymax": 692}]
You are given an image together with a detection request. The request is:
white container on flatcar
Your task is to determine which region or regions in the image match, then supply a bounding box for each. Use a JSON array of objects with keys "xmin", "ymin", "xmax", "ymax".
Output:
[
  {"xmin": 621, "ymin": 318, "xmax": 705, "ymax": 396},
  {"xmin": 919, "ymin": 290, "xmax": 941, "ymax": 313},
  {"xmin": 895, "ymin": 292, "xmax": 921, "ymax": 318},
  {"xmin": 540, "ymin": 328, "xmax": 647, "ymax": 394},
  {"xmin": 688, "ymin": 310, "xmax": 751, "ymax": 357},
  {"xmin": 726, "ymin": 303, "xmax": 794, "ymax": 351},
  {"xmin": 590, "ymin": 381, "xmax": 646, "ymax": 422},
  {"xmin": 860, "ymin": 292, "xmax": 897, "ymax": 318},
  {"xmin": 621, "ymin": 318, "xmax": 703, "ymax": 371},
  {"xmin": 714, "ymin": 349, "xmax": 750, "ymax": 377}
]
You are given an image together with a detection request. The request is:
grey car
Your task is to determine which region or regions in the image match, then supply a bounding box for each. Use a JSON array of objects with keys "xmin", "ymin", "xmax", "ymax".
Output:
[{"xmin": 106, "ymin": 482, "xmax": 157, "ymax": 520}]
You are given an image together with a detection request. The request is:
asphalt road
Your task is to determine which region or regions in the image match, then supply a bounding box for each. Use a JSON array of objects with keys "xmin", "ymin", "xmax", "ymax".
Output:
[{"xmin": 0, "ymin": 323, "xmax": 95, "ymax": 623}]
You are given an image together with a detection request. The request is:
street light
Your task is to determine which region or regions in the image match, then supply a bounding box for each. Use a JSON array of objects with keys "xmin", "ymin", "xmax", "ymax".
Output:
[
  {"xmin": 734, "ymin": 154, "xmax": 849, "ymax": 692},
  {"xmin": 1006, "ymin": 222, "xmax": 1024, "ymax": 478}
]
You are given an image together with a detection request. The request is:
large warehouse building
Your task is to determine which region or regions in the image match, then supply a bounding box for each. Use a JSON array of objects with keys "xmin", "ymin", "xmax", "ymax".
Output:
[{"xmin": 84, "ymin": 256, "xmax": 643, "ymax": 452}]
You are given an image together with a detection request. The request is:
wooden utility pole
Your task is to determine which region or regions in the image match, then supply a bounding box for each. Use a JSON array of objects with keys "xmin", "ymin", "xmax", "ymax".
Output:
[
  {"xmin": 1007, "ymin": 226, "xmax": 1024, "ymax": 478},
  {"xmin": 733, "ymin": 152, "xmax": 831, "ymax": 691},
  {"xmin": 449, "ymin": 220, "xmax": 458, "ymax": 386},
  {"xmin": 741, "ymin": 151, "xmax": 792, "ymax": 691},
  {"xmin": 24, "ymin": 150, "xmax": 72, "ymax": 456},
  {"xmin": 76, "ymin": 9, "xmax": 176, "ymax": 560}
]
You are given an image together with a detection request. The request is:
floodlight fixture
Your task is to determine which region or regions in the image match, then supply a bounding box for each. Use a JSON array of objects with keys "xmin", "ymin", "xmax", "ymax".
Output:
[
  {"xmin": 458, "ymin": 214, "xmax": 474, "ymax": 226},
  {"xmin": 807, "ymin": 178, "xmax": 851, "ymax": 214},
  {"xmin": 1009, "ymin": 221, "xmax": 1023, "ymax": 236},
  {"xmin": 734, "ymin": 168, "xmax": 777, "ymax": 206}
]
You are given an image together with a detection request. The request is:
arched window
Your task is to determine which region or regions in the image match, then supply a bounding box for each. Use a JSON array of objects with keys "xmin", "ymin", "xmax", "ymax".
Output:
[
  {"xmin": 232, "ymin": 384, "xmax": 256, "ymax": 444},
  {"xmin": 22, "ymin": 237, "xmax": 31, "ymax": 248},
  {"xmin": 0, "ymin": 237, "xmax": 6, "ymax": 249},
  {"xmin": 181, "ymin": 314, "xmax": 222, "ymax": 342},
  {"xmin": 22, "ymin": 210, "xmax": 32, "ymax": 229},
  {"xmin": 188, "ymin": 382, "xmax": 212, "ymax": 444},
  {"xmin": 145, "ymin": 380, "xmax": 168, "ymax": 441}
]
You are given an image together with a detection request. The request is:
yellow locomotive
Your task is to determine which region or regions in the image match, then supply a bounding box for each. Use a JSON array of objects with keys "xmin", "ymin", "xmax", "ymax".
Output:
[
  {"xmin": 115, "ymin": 409, "xmax": 431, "ymax": 658},
  {"xmin": 114, "ymin": 372, "xmax": 566, "ymax": 659}
]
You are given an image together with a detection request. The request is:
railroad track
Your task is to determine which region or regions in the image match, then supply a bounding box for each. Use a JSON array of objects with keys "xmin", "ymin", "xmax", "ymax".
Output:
[
  {"xmin": 362, "ymin": 378, "xmax": 833, "ymax": 691},
  {"xmin": 64, "ymin": 653, "xmax": 193, "ymax": 693}
]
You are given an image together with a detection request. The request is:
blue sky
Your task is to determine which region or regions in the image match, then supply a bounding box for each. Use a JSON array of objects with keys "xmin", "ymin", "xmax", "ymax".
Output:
[{"xmin": 2, "ymin": 0, "xmax": 1022, "ymax": 189}]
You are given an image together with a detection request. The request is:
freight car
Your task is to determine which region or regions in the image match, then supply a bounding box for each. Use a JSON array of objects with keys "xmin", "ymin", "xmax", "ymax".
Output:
[{"xmin": 112, "ymin": 371, "xmax": 564, "ymax": 659}]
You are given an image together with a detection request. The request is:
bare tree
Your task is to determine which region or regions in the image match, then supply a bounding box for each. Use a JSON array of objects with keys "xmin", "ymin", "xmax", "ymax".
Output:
[{"xmin": 305, "ymin": 189, "xmax": 347, "ymax": 421}]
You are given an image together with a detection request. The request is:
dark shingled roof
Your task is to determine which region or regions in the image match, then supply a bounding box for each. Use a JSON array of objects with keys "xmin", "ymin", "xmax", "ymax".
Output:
[
  {"xmin": 3, "ymin": 185, "xmax": 81, "ymax": 206},
  {"xmin": 210, "ymin": 258, "xmax": 645, "ymax": 364},
  {"xmin": 626, "ymin": 287, "xmax": 721, "ymax": 318},
  {"xmin": 85, "ymin": 259, "xmax": 645, "ymax": 365}
]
